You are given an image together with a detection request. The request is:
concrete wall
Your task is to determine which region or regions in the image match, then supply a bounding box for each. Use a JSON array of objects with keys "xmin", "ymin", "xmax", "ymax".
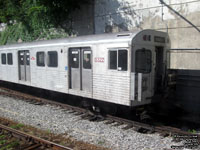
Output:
[{"xmin": 94, "ymin": 0, "xmax": 200, "ymax": 69}]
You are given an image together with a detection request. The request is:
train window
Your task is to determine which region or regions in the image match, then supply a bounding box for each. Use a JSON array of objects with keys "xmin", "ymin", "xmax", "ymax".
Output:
[
  {"xmin": 48, "ymin": 51, "xmax": 58, "ymax": 67},
  {"xmin": 37, "ymin": 52, "xmax": 45, "ymax": 66},
  {"xmin": 135, "ymin": 49, "xmax": 152, "ymax": 73},
  {"xmin": 118, "ymin": 50, "xmax": 127, "ymax": 71},
  {"xmin": 109, "ymin": 50, "xmax": 127, "ymax": 71},
  {"xmin": 109, "ymin": 51, "xmax": 117, "ymax": 69},
  {"xmin": 7, "ymin": 53, "xmax": 13, "ymax": 65},
  {"xmin": 83, "ymin": 50, "xmax": 91, "ymax": 69},
  {"xmin": 1, "ymin": 53, "xmax": 6, "ymax": 64}
]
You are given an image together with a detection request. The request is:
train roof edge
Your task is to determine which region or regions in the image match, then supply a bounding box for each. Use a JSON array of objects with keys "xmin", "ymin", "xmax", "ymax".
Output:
[{"xmin": 0, "ymin": 29, "xmax": 168, "ymax": 50}]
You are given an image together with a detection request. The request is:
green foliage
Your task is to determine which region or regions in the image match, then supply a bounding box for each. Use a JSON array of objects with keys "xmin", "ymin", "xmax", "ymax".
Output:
[
  {"xmin": 10, "ymin": 123, "xmax": 25, "ymax": 129},
  {"xmin": 0, "ymin": 0, "xmax": 91, "ymax": 45},
  {"xmin": 0, "ymin": 141, "xmax": 20, "ymax": 150},
  {"xmin": 188, "ymin": 129, "xmax": 196, "ymax": 134}
]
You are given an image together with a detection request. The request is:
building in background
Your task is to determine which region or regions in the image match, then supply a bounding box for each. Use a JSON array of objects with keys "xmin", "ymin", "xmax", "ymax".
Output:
[{"xmin": 94, "ymin": 0, "xmax": 200, "ymax": 69}]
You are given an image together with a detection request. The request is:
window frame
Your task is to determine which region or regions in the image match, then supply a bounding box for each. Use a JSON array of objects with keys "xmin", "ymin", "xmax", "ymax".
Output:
[
  {"xmin": 47, "ymin": 51, "xmax": 58, "ymax": 68},
  {"xmin": 1, "ymin": 53, "xmax": 6, "ymax": 65},
  {"xmin": 36, "ymin": 51, "xmax": 45, "ymax": 67},
  {"xmin": 108, "ymin": 48, "xmax": 128, "ymax": 71}
]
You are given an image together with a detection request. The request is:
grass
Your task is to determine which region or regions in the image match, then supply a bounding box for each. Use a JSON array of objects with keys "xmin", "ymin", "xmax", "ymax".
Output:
[
  {"xmin": 188, "ymin": 129, "xmax": 196, "ymax": 134},
  {"xmin": 0, "ymin": 135, "xmax": 5, "ymax": 140},
  {"xmin": 0, "ymin": 139, "xmax": 6, "ymax": 145},
  {"xmin": 10, "ymin": 123, "xmax": 24, "ymax": 129},
  {"xmin": 97, "ymin": 139, "xmax": 105, "ymax": 145},
  {"xmin": 0, "ymin": 141, "xmax": 20, "ymax": 150}
]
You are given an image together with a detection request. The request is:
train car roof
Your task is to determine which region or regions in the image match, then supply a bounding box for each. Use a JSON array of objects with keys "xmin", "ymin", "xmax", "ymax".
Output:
[
  {"xmin": 0, "ymin": 29, "xmax": 167, "ymax": 50},
  {"xmin": 0, "ymin": 30, "xmax": 141, "ymax": 50}
]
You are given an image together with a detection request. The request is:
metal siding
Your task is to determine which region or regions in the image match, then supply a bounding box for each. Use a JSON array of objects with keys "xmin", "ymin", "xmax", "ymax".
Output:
[
  {"xmin": 92, "ymin": 43, "xmax": 131, "ymax": 106},
  {"xmin": 93, "ymin": 73, "xmax": 130, "ymax": 105},
  {"xmin": 1, "ymin": 66, "xmax": 7, "ymax": 81},
  {"xmin": 69, "ymin": 89, "xmax": 92, "ymax": 98}
]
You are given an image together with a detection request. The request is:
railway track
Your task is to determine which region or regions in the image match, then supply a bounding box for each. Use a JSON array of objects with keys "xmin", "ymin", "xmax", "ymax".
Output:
[
  {"xmin": 0, "ymin": 86, "xmax": 199, "ymax": 141},
  {"xmin": 0, "ymin": 123, "xmax": 72, "ymax": 150}
]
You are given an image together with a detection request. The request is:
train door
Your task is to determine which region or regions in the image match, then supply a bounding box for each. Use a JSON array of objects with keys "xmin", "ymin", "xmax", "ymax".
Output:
[
  {"xmin": 18, "ymin": 50, "xmax": 30, "ymax": 82},
  {"xmin": 131, "ymin": 45, "xmax": 153, "ymax": 104},
  {"xmin": 69, "ymin": 47, "xmax": 92, "ymax": 92},
  {"xmin": 154, "ymin": 46, "xmax": 164, "ymax": 93}
]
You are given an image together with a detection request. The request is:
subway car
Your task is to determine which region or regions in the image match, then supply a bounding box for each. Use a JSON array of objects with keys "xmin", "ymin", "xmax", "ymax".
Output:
[{"xmin": 0, "ymin": 29, "xmax": 170, "ymax": 110}]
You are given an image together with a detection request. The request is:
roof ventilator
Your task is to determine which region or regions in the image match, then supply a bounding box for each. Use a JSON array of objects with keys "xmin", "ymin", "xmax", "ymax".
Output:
[{"xmin": 117, "ymin": 34, "xmax": 131, "ymax": 37}]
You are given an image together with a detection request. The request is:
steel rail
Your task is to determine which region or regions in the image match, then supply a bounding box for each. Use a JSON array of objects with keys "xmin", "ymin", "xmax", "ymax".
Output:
[
  {"xmin": 106, "ymin": 115, "xmax": 199, "ymax": 137},
  {"xmin": 0, "ymin": 124, "xmax": 73, "ymax": 150}
]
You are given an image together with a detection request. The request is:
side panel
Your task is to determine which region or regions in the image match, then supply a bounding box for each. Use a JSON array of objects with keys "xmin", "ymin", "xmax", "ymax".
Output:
[{"xmin": 92, "ymin": 43, "xmax": 131, "ymax": 106}]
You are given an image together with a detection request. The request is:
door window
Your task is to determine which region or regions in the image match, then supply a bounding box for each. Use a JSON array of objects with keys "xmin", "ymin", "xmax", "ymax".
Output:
[
  {"xmin": 19, "ymin": 52, "xmax": 24, "ymax": 65},
  {"xmin": 83, "ymin": 50, "xmax": 91, "ymax": 69},
  {"xmin": 26, "ymin": 52, "xmax": 30, "ymax": 66},
  {"xmin": 70, "ymin": 50, "xmax": 79, "ymax": 68},
  {"xmin": 135, "ymin": 48, "xmax": 152, "ymax": 73}
]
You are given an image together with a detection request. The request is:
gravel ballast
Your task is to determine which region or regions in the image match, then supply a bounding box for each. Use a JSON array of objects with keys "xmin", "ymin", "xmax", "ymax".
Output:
[{"xmin": 0, "ymin": 94, "xmax": 195, "ymax": 150}]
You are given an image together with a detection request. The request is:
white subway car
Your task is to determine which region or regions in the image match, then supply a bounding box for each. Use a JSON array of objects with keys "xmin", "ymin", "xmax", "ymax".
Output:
[{"xmin": 0, "ymin": 29, "xmax": 170, "ymax": 107}]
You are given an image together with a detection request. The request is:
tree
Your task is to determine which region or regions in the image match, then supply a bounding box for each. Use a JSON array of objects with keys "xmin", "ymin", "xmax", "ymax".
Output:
[{"xmin": 0, "ymin": 0, "xmax": 92, "ymax": 45}]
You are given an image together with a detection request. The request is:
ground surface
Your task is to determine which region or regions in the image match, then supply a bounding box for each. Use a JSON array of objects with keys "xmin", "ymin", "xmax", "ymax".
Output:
[{"xmin": 0, "ymin": 92, "xmax": 195, "ymax": 150}]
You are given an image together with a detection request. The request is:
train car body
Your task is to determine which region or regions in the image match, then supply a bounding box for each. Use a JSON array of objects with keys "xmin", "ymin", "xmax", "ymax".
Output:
[{"xmin": 0, "ymin": 30, "xmax": 170, "ymax": 107}]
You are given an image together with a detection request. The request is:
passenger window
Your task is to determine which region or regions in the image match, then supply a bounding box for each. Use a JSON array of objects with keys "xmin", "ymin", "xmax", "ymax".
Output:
[
  {"xmin": 48, "ymin": 51, "xmax": 58, "ymax": 67},
  {"xmin": 7, "ymin": 53, "xmax": 13, "ymax": 65},
  {"xmin": 135, "ymin": 49, "xmax": 152, "ymax": 73},
  {"xmin": 118, "ymin": 50, "xmax": 127, "ymax": 71},
  {"xmin": 1, "ymin": 53, "xmax": 6, "ymax": 64},
  {"xmin": 109, "ymin": 49, "xmax": 128, "ymax": 71},
  {"xmin": 109, "ymin": 51, "xmax": 117, "ymax": 69},
  {"xmin": 37, "ymin": 52, "xmax": 45, "ymax": 66},
  {"xmin": 83, "ymin": 50, "xmax": 91, "ymax": 69}
]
